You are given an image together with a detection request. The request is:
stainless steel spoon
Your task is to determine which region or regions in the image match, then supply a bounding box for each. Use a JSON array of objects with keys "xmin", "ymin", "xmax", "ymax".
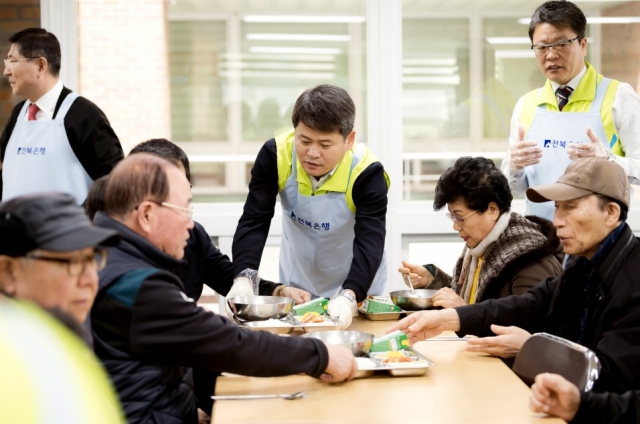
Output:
[
  {"xmin": 402, "ymin": 273, "xmax": 414, "ymax": 291},
  {"xmin": 211, "ymin": 391, "xmax": 306, "ymax": 401}
]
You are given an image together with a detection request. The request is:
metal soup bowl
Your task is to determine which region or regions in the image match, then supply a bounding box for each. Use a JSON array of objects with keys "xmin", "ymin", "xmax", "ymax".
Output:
[
  {"xmin": 389, "ymin": 289, "xmax": 438, "ymax": 311},
  {"xmin": 227, "ymin": 296, "xmax": 295, "ymax": 321},
  {"xmin": 301, "ymin": 331, "xmax": 374, "ymax": 356}
]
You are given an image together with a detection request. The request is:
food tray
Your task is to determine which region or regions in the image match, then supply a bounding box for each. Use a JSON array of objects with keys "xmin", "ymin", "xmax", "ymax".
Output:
[
  {"xmin": 355, "ymin": 347, "xmax": 435, "ymax": 378},
  {"xmin": 361, "ymin": 311, "xmax": 403, "ymax": 321},
  {"xmin": 240, "ymin": 319, "xmax": 295, "ymax": 334},
  {"xmin": 234, "ymin": 314, "xmax": 343, "ymax": 334},
  {"xmin": 299, "ymin": 317, "xmax": 343, "ymax": 333},
  {"xmin": 358, "ymin": 296, "xmax": 406, "ymax": 321},
  {"xmin": 358, "ymin": 309, "xmax": 419, "ymax": 320}
]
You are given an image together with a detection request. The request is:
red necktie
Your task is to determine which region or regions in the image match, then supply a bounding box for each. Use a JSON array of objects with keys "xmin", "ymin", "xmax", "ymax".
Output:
[
  {"xmin": 555, "ymin": 86, "xmax": 573, "ymax": 111},
  {"xmin": 27, "ymin": 103, "xmax": 39, "ymax": 121}
]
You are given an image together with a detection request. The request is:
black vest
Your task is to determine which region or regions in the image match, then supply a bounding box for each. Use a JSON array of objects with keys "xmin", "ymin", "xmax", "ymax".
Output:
[{"xmin": 92, "ymin": 213, "xmax": 197, "ymax": 424}]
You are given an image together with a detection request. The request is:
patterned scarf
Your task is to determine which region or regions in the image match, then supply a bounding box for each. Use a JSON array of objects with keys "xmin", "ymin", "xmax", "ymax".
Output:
[
  {"xmin": 451, "ymin": 212, "xmax": 552, "ymax": 303},
  {"xmin": 453, "ymin": 213, "xmax": 510, "ymax": 303}
]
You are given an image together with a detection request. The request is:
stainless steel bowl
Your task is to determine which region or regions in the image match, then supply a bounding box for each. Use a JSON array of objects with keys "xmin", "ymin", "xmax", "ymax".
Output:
[
  {"xmin": 301, "ymin": 331, "xmax": 374, "ymax": 356},
  {"xmin": 389, "ymin": 289, "xmax": 438, "ymax": 311},
  {"xmin": 227, "ymin": 296, "xmax": 295, "ymax": 321}
]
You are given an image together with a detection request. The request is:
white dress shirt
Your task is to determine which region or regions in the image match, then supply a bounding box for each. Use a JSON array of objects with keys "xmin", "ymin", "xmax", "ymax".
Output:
[
  {"xmin": 502, "ymin": 64, "xmax": 640, "ymax": 191},
  {"xmin": 23, "ymin": 79, "xmax": 63, "ymax": 121}
]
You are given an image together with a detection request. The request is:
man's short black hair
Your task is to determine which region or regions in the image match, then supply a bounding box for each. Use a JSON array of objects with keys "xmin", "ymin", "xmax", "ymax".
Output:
[
  {"xmin": 130, "ymin": 139, "xmax": 191, "ymax": 183},
  {"xmin": 291, "ymin": 84, "xmax": 355, "ymax": 139},
  {"xmin": 528, "ymin": 1, "xmax": 587, "ymax": 42},
  {"xmin": 434, "ymin": 156, "xmax": 513, "ymax": 215},
  {"xmin": 597, "ymin": 194, "xmax": 628, "ymax": 223},
  {"xmin": 85, "ymin": 175, "xmax": 109, "ymax": 221},
  {"xmin": 8, "ymin": 28, "xmax": 61, "ymax": 77}
]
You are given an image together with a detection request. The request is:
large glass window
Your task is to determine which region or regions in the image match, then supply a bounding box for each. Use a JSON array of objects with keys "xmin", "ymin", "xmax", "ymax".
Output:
[
  {"xmin": 239, "ymin": 21, "xmax": 363, "ymax": 143},
  {"xmin": 169, "ymin": 21, "xmax": 228, "ymax": 143},
  {"xmin": 400, "ymin": 0, "xmax": 634, "ymax": 200},
  {"xmin": 61, "ymin": 0, "xmax": 640, "ymax": 294},
  {"xmin": 403, "ymin": 18, "xmax": 469, "ymax": 142},
  {"xmin": 402, "ymin": 17, "xmax": 469, "ymax": 200},
  {"xmin": 166, "ymin": 1, "xmax": 367, "ymax": 202},
  {"xmin": 70, "ymin": 1, "xmax": 640, "ymax": 204}
]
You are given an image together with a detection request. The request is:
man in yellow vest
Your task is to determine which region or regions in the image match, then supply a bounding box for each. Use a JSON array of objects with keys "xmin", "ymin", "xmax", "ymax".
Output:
[
  {"xmin": 230, "ymin": 84, "xmax": 390, "ymax": 328},
  {"xmin": 0, "ymin": 297, "xmax": 125, "ymax": 424},
  {"xmin": 501, "ymin": 0, "xmax": 640, "ymax": 220}
]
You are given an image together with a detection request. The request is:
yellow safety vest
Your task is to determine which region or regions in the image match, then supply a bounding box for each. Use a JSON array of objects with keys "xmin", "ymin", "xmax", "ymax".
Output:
[
  {"xmin": 518, "ymin": 62, "xmax": 623, "ymax": 156},
  {"xmin": 0, "ymin": 298, "xmax": 125, "ymax": 424},
  {"xmin": 275, "ymin": 129, "xmax": 390, "ymax": 213}
]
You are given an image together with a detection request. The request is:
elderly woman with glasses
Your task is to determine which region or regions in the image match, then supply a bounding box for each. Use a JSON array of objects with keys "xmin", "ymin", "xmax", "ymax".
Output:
[{"xmin": 399, "ymin": 156, "xmax": 563, "ymax": 309}]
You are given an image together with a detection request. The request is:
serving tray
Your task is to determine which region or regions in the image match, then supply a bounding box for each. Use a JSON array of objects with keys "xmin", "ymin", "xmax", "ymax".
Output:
[
  {"xmin": 358, "ymin": 296, "xmax": 408, "ymax": 321},
  {"xmin": 355, "ymin": 347, "xmax": 435, "ymax": 378},
  {"xmin": 233, "ymin": 314, "xmax": 343, "ymax": 334}
]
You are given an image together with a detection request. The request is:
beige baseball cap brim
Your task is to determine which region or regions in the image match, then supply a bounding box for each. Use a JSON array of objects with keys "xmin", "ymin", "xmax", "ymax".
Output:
[{"xmin": 526, "ymin": 183, "xmax": 594, "ymax": 203}]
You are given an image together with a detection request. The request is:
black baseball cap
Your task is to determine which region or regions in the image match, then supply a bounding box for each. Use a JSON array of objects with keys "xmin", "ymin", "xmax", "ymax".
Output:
[{"xmin": 0, "ymin": 192, "xmax": 119, "ymax": 257}]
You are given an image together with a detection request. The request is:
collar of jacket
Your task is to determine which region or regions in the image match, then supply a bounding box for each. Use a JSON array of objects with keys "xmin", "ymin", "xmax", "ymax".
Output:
[
  {"xmin": 588, "ymin": 222, "xmax": 626, "ymax": 269},
  {"xmin": 93, "ymin": 212, "xmax": 185, "ymax": 273},
  {"xmin": 566, "ymin": 222, "xmax": 635, "ymax": 289},
  {"xmin": 547, "ymin": 223, "xmax": 635, "ymax": 334},
  {"xmin": 594, "ymin": 223, "xmax": 635, "ymax": 286}
]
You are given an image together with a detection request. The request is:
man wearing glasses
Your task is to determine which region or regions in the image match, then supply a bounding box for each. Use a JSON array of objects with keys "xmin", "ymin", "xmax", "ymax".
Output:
[
  {"xmin": 91, "ymin": 153, "xmax": 357, "ymax": 423},
  {"xmin": 390, "ymin": 158, "xmax": 640, "ymax": 395},
  {"xmin": 0, "ymin": 28, "xmax": 123, "ymax": 205},
  {"xmin": 0, "ymin": 192, "xmax": 119, "ymax": 326},
  {"xmin": 0, "ymin": 192, "xmax": 125, "ymax": 423},
  {"xmin": 501, "ymin": 0, "xmax": 640, "ymax": 220}
]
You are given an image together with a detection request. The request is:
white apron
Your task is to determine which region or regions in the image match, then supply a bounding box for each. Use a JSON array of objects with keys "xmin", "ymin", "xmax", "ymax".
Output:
[
  {"xmin": 279, "ymin": 143, "xmax": 387, "ymax": 298},
  {"xmin": 524, "ymin": 78, "xmax": 611, "ymax": 220},
  {"xmin": 2, "ymin": 93, "xmax": 92, "ymax": 205}
]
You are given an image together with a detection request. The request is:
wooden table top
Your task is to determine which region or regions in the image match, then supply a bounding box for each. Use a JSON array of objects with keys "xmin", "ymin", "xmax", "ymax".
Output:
[{"xmin": 211, "ymin": 315, "xmax": 562, "ymax": 424}]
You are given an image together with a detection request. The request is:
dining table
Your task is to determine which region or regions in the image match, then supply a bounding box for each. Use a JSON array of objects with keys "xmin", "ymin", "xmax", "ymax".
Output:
[{"xmin": 211, "ymin": 314, "xmax": 564, "ymax": 424}]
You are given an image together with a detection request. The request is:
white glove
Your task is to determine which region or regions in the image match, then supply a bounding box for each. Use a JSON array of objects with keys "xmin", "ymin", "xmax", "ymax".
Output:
[
  {"xmin": 226, "ymin": 277, "xmax": 254, "ymax": 300},
  {"xmin": 508, "ymin": 125, "xmax": 542, "ymax": 175},
  {"xmin": 328, "ymin": 296, "xmax": 356, "ymax": 329},
  {"xmin": 567, "ymin": 127, "xmax": 611, "ymax": 161}
]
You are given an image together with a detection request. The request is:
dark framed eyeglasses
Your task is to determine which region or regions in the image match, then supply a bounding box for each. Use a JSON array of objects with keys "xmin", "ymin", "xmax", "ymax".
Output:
[
  {"xmin": 26, "ymin": 248, "xmax": 108, "ymax": 277},
  {"xmin": 531, "ymin": 36, "xmax": 580, "ymax": 56}
]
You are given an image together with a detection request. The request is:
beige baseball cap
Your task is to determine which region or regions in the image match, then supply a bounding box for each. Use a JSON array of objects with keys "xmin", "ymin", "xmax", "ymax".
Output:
[{"xmin": 526, "ymin": 157, "xmax": 630, "ymax": 207}]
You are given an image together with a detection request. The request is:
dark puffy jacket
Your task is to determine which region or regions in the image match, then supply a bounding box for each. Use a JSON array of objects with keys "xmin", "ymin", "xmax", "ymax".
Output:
[
  {"xmin": 572, "ymin": 390, "xmax": 640, "ymax": 423},
  {"xmin": 92, "ymin": 218, "xmax": 197, "ymax": 424},
  {"xmin": 456, "ymin": 223, "xmax": 640, "ymax": 394},
  {"xmin": 91, "ymin": 213, "xmax": 329, "ymax": 424}
]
